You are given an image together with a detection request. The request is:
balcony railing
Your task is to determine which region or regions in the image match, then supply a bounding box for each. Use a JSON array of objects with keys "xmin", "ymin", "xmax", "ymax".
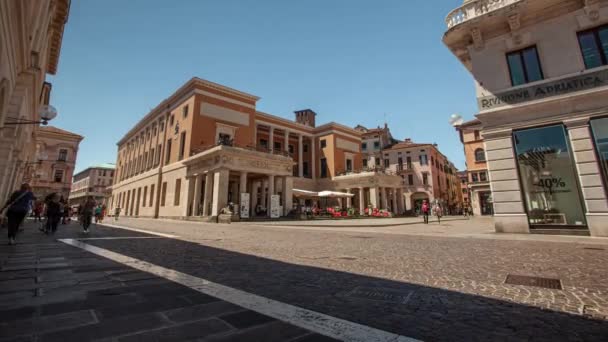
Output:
[
  {"xmin": 445, "ymin": 0, "xmax": 524, "ymax": 29},
  {"xmin": 190, "ymin": 141, "xmax": 292, "ymax": 158},
  {"xmin": 396, "ymin": 164, "xmax": 413, "ymax": 173},
  {"xmin": 335, "ymin": 166, "xmax": 397, "ymax": 177}
]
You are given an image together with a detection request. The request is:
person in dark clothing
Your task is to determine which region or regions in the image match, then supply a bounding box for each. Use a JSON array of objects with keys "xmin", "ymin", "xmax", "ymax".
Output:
[
  {"xmin": 1, "ymin": 184, "xmax": 36, "ymax": 245},
  {"xmin": 80, "ymin": 197, "xmax": 96, "ymax": 233},
  {"xmin": 421, "ymin": 199, "xmax": 430, "ymax": 224},
  {"xmin": 44, "ymin": 193, "xmax": 62, "ymax": 234}
]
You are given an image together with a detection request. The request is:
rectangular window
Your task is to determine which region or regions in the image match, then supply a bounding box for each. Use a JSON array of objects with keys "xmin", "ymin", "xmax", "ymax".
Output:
[
  {"xmin": 346, "ymin": 159, "xmax": 353, "ymax": 172},
  {"xmin": 474, "ymin": 130, "xmax": 480, "ymax": 140},
  {"xmin": 182, "ymin": 105, "xmax": 189, "ymax": 118},
  {"xmin": 274, "ymin": 142, "xmax": 281, "ymax": 150},
  {"xmin": 514, "ymin": 125, "xmax": 586, "ymax": 226},
  {"xmin": 384, "ymin": 159, "xmax": 389, "ymax": 168},
  {"xmin": 303, "ymin": 161, "xmax": 309, "ymax": 176},
  {"xmin": 174, "ymin": 179, "xmax": 181, "ymax": 206},
  {"xmin": 320, "ymin": 139, "xmax": 327, "ymax": 148},
  {"xmin": 165, "ymin": 139, "xmax": 172, "ymax": 164},
  {"xmin": 373, "ymin": 141, "xmax": 380, "ymax": 149},
  {"xmin": 303, "ymin": 144, "xmax": 308, "ymax": 153},
  {"xmin": 288, "ymin": 145, "xmax": 294, "ymax": 154},
  {"xmin": 375, "ymin": 158, "xmax": 380, "ymax": 166},
  {"xmin": 149, "ymin": 148, "xmax": 154, "ymax": 168},
  {"xmin": 480, "ymin": 171, "xmax": 488, "ymax": 182},
  {"xmin": 320, "ymin": 158, "xmax": 328, "ymax": 178},
  {"xmin": 53, "ymin": 170, "xmax": 64, "ymax": 183},
  {"xmin": 406, "ymin": 156, "xmax": 412, "ymax": 169},
  {"xmin": 362, "ymin": 159, "xmax": 368, "ymax": 168},
  {"xmin": 419, "ymin": 154, "xmax": 428, "ymax": 165},
  {"xmin": 361, "ymin": 143, "xmax": 367, "ymax": 150},
  {"xmin": 142, "ymin": 186, "xmax": 147, "ymax": 207},
  {"xmin": 160, "ymin": 182, "xmax": 167, "ymax": 206},
  {"xmin": 58, "ymin": 149, "xmax": 68, "ymax": 161},
  {"xmin": 408, "ymin": 174, "xmax": 414, "ymax": 185},
  {"xmin": 472, "ymin": 173, "xmax": 479, "ymax": 182},
  {"xmin": 149, "ymin": 184, "xmax": 155, "ymax": 207},
  {"xmin": 590, "ymin": 117, "xmax": 608, "ymax": 195},
  {"xmin": 507, "ymin": 46, "xmax": 543, "ymax": 86},
  {"xmin": 422, "ymin": 173, "xmax": 428, "ymax": 185},
  {"xmin": 179, "ymin": 132, "xmax": 186, "ymax": 160},
  {"xmin": 169, "ymin": 115, "xmax": 174, "ymax": 126},
  {"xmin": 578, "ymin": 25, "xmax": 608, "ymax": 69},
  {"xmin": 397, "ymin": 157, "xmax": 403, "ymax": 166},
  {"xmin": 260, "ymin": 139, "xmax": 268, "ymax": 148}
]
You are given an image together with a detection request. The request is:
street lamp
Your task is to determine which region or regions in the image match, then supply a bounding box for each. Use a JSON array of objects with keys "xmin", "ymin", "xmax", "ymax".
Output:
[
  {"xmin": 5, "ymin": 105, "xmax": 58, "ymax": 126},
  {"xmin": 449, "ymin": 113, "xmax": 464, "ymax": 127}
]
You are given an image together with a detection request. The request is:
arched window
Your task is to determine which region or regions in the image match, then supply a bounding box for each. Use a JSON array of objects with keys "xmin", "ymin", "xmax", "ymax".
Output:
[{"xmin": 475, "ymin": 148, "xmax": 486, "ymax": 162}]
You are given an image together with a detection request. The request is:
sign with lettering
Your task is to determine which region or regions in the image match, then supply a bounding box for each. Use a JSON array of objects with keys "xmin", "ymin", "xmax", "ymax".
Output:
[
  {"xmin": 270, "ymin": 195, "xmax": 281, "ymax": 218},
  {"xmin": 478, "ymin": 69, "xmax": 608, "ymax": 110},
  {"xmin": 240, "ymin": 193, "xmax": 250, "ymax": 219}
]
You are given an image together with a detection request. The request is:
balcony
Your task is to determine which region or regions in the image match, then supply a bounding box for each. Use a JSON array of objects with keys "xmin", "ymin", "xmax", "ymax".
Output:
[
  {"xmin": 396, "ymin": 164, "xmax": 413, "ymax": 174},
  {"xmin": 445, "ymin": 0, "xmax": 524, "ymax": 29}
]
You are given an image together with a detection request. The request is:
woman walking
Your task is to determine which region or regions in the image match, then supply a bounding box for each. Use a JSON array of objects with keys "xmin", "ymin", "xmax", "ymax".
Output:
[
  {"xmin": 434, "ymin": 202, "xmax": 444, "ymax": 224},
  {"xmin": 44, "ymin": 193, "xmax": 62, "ymax": 234},
  {"xmin": 80, "ymin": 197, "xmax": 96, "ymax": 233},
  {"xmin": 1, "ymin": 184, "xmax": 36, "ymax": 245},
  {"xmin": 421, "ymin": 200, "xmax": 430, "ymax": 224}
]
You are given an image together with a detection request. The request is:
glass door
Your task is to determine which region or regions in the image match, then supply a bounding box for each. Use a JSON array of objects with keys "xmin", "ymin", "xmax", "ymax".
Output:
[{"xmin": 513, "ymin": 125, "xmax": 587, "ymax": 227}]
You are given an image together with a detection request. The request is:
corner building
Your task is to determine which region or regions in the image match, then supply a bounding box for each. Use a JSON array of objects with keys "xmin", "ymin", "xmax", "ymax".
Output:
[
  {"xmin": 110, "ymin": 78, "xmax": 406, "ymax": 220},
  {"xmin": 444, "ymin": 0, "xmax": 608, "ymax": 236}
]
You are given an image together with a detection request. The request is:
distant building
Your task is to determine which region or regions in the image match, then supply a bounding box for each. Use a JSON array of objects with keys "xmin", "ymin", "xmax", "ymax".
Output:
[
  {"xmin": 69, "ymin": 163, "xmax": 116, "ymax": 206},
  {"xmin": 354, "ymin": 123, "xmax": 398, "ymax": 169},
  {"xmin": 383, "ymin": 140, "xmax": 463, "ymax": 213},
  {"xmin": 456, "ymin": 119, "xmax": 493, "ymax": 216},
  {"xmin": 457, "ymin": 171, "xmax": 469, "ymax": 207},
  {"xmin": 29, "ymin": 126, "xmax": 84, "ymax": 200}
]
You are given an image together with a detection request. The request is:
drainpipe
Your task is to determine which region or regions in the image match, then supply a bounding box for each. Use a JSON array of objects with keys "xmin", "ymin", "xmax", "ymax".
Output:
[{"xmin": 154, "ymin": 107, "xmax": 170, "ymax": 218}]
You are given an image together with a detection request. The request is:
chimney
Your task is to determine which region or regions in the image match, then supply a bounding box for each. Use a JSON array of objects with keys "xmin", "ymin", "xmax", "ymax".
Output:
[
  {"xmin": 294, "ymin": 109, "xmax": 317, "ymax": 127},
  {"xmin": 404, "ymin": 138, "xmax": 412, "ymax": 143}
]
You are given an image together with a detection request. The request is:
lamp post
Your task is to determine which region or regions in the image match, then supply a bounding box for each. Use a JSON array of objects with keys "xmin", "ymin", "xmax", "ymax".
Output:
[{"xmin": 4, "ymin": 105, "xmax": 58, "ymax": 126}]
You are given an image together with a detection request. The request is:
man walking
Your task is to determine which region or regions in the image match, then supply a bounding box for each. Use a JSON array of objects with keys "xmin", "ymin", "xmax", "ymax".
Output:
[
  {"xmin": 1, "ymin": 184, "xmax": 36, "ymax": 245},
  {"xmin": 80, "ymin": 196, "xmax": 96, "ymax": 233},
  {"xmin": 421, "ymin": 199, "xmax": 430, "ymax": 224}
]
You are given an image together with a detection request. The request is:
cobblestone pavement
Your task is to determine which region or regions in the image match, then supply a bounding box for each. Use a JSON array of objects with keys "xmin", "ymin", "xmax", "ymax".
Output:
[
  {"xmin": 0, "ymin": 221, "xmax": 337, "ymax": 342},
  {"xmin": 91, "ymin": 217, "xmax": 608, "ymax": 341}
]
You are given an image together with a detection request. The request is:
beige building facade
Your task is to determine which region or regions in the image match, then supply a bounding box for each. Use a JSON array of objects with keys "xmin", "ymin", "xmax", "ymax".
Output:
[
  {"xmin": 444, "ymin": 0, "xmax": 608, "ymax": 236},
  {"xmin": 29, "ymin": 126, "xmax": 83, "ymax": 199},
  {"xmin": 109, "ymin": 78, "xmax": 409, "ymax": 220},
  {"xmin": 69, "ymin": 163, "xmax": 115, "ymax": 206},
  {"xmin": 0, "ymin": 0, "xmax": 70, "ymax": 203}
]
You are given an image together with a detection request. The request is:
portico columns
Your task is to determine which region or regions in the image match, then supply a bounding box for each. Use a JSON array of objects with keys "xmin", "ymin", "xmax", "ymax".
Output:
[
  {"xmin": 282, "ymin": 176, "xmax": 293, "ymax": 215},
  {"xmin": 184, "ymin": 177, "xmax": 195, "ymax": 217},
  {"xmin": 239, "ymin": 172, "xmax": 248, "ymax": 196},
  {"xmin": 284, "ymin": 130, "xmax": 290, "ymax": 153},
  {"xmin": 192, "ymin": 174, "xmax": 203, "ymax": 216},
  {"xmin": 260, "ymin": 180, "xmax": 267, "ymax": 208},
  {"xmin": 211, "ymin": 169, "xmax": 229, "ymax": 217},
  {"xmin": 298, "ymin": 135, "xmax": 304, "ymax": 177},
  {"xmin": 381, "ymin": 187, "xmax": 388, "ymax": 210},
  {"xmin": 202, "ymin": 172, "xmax": 213, "ymax": 216},
  {"xmin": 311, "ymin": 138, "xmax": 316, "ymax": 179},
  {"xmin": 267, "ymin": 175, "xmax": 275, "ymax": 217},
  {"xmin": 398, "ymin": 189, "xmax": 406, "ymax": 214},
  {"xmin": 392, "ymin": 188, "xmax": 398, "ymax": 214},
  {"xmin": 369, "ymin": 187, "xmax": 379, "ymax": 208},
  {"xmin": 269, "ymin": 127, "xmax": 274, "ymax": 152},
  {"xmin": 346, "ymin": 189, "xmax": 352, "ymax": 208},
  {"xmin": 359, "ymin": 187, "xmax": 365, "ymax": 213}
]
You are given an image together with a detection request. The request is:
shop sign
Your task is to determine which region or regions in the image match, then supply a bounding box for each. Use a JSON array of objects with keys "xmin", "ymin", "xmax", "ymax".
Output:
[
  {"xmin": 478, "ymin": 69, "xmax": 608, "ymax": 110},
  {"xmin": 240, "ymin": 193, "xmax": 250, "ymax": 218},
  {"xmin": 270, "ymin": 195, "xmax": 281, "ymax": 218}
]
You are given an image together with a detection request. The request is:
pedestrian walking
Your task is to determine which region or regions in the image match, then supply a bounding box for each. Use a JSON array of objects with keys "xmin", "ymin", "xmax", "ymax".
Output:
[
  {"xmin": 100, "ymin": 205, "xmax": 106, "ymax": 224},
  {"xmin": 33, "ymin": 200, "xmax": 44, "ymax": 222},
  {"xmin": 44, "ymin": 193, "xmax": 62, "ymax": 234},
  {"xmin": 421, "ymin": 199, "xmax": 430, "ymax": 224},
  {"xmin": 80, "ymin": 197, "xmax": 96, "ymax": 233},
  {"xmin": 463, "ymin": 202, "xmax": 469, "ymax": 219},
  {"xmin": 1, "ymin": 183, "xmax": 36, "ymax": 245},
  {"xmin": 94, "ymin": 205, "xmax": 102, "ymax": 224},
  {"xmin": 434, "ymin": 203, "xmax": 443, "ymax": 224},
  {"xmin": 114, "ymin": 206, "xmax": 121, "ymax": 221}
]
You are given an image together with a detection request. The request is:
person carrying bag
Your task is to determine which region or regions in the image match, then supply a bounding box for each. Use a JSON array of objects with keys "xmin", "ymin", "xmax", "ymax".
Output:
[{"xmin": 1, "ymin": 183, "xmax": 36, "ymax": 245}]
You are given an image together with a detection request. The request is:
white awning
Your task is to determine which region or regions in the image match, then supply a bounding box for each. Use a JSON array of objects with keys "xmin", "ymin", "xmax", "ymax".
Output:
[
  {"xmin": 292, "ymin": 189, "xmax": 354, "ymax": 198},
  {"xmin": 318, "ymin": 191, "xmax": 355, "ymax": 198},
  {"xmin": 292, "ymin": 189, "xmax": 319, "ymax": 197}
]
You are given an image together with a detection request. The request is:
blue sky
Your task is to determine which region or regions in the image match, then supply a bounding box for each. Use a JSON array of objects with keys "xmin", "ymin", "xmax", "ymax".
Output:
[{"xmin": 47, "ymin": 0, "xmax": 476, "ymax": 172}]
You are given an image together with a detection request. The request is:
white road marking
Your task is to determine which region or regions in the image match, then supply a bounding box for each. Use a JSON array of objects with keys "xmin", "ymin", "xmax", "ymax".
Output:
[
  {"xmin": 99, "ymin": 223, "xmax": 179, "ymax": 238},
  {"xmin": 76, "ymin": 237, "xmax": 163, "ymax": 241},
  {"xmin": 59, "ymin": 238, "xmax": 419, "ymax": 342}
]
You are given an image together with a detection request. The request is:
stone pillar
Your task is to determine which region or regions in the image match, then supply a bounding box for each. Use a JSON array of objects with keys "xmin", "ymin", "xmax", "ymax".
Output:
[
  {"xmin": 359, "ymin": 187, "xmax": 365, "ymax": 213},
  {"xmin": 369, "ymin": 187, "xmax": 379, "ymax": 208},
  {"xmin": 284, "ymin": 130, "xmax": 290, "ymax": 153},
  {"xmin": 260, "ymin": 180, "xmax": 267, "ymax": 208},
  {"xmin": 391, "ymin": 188, "xmax": 401, "ymax": 214},
  {"xmin": 269, "ymin": 127, "xmax": 274, "ymax": 152},
  {"xmin": 193, "ymin": 174, "xmax": 203, "ymax": 216},
  {"xmin": 239, "ymin": 172, "xmax": 248, "ymax": 196},
  {"xmin": 267, "ymin": 175, "xmax": 275, "ymax": 217},
  {"xmin": 346, "ymin": 189, "xmax": 352, "ymax": 208},
  {"xmin": 565, "ymin": 118, "xmax": 608, "ymax": 237},
  {"xmin": 484, "ymin": 129, "xmax": 528, "ymax": 233},
  {"xmin": 399, "ymin": 189, "xmax": 406, "ymax": 213},
  {"xmin": 282, "ymin": 176, "xmax": 293, "ymax": 216},
  {"xmin": 211, "ymin": 169, "xmax": 229, "ymax": 217},
  {"xmin": 202, "ymin": 172, "xmax": 213, "ymax": 216},
  {"xmin": 185, "ymin": 177, "xmax": 195, "ymax": 217},
  {"xmin": 311, "ymin": 138, "xmax": 316, "ymax": 179},
  {"xmin": 251, "ymin": 180, "xmax": 259, "ymax": 214},
  {"xmin": 298, "ymin": 135, "xmax": 303, "ymax": 177},
  {"xmin": 381, "ymin": 187, "xmax": 388, "ymax": 210},
  {"xmin": 253, "ymin": 124, "xmax": 258, "ymax": 147}
]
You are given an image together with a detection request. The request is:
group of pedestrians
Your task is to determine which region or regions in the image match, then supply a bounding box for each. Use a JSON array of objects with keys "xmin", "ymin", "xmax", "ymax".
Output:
[
  {"xmin": 0, "ymin": 182, "xmax": 106, "ymax": 245},
  {"xmin": 420, "ymin": 199, "xmax": 444, "ymax": 224}
]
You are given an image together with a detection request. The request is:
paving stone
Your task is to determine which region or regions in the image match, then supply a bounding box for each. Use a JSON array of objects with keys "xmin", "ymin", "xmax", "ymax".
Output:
[
  {"xmin": 109, "ymin": 271, "xmax": 158, "ymax": 282},
  {"xmin": 0, "ymin": 270, "xmax": 35, "ymax": 281},
  {"xmin": 95, "ymin": 296, "xmax": 192, "ymax": 319},
  {"xmin": 117, "ymin": 318, "xmax": 232, "ymax": 342},
  {"xmin": 0, "ymin": 335, "xmax": 35, "ymax": 342},
  {"xmin": 0, "ymin": 309, "xmax": 96, "ymax": 338},
  {"xmin": 36, "ymin": 263, "xmax": 70, "ymax": 270},
  {"xmin": 206, "ymin": 321, "xmax": 311, "ymax": 342},
  {"xmin": 219, "ymin": 310, "xmax": 276, "ymax": 329},
  {"xmin": 38, "ymin": 313, "xmax": 167, "ymax": 342},
  {"xmin": 164, "ymin": 301, "xmax": 244, "ymax": 323},
  {"xmin": 0, "ymin": 278, "xmax": 35, "ymax": 292},
  {"xmin": 0, "ymin": 306, "xmax": 38, "ymax": 322},
  {"xmin": 35, "ymin": 270, "xmax": 76, "ymax": 282},
  {"xmin": 0, "ymin": 264, "xmax": 37, "ymax": 272},
  {"xmin": 291, "ymin": 333, "xmax": 342, "ymax": 342},
  {"xmin": 39, "ymin": 293, "xmax": 141, "ymax": 316}
]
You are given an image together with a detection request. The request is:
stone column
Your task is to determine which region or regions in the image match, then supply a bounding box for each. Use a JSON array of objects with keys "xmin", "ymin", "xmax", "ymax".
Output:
[
  {"xmin": 267, "ymin": 175, "xmax": 275, "ymax": 217},
  {"xmin": 251, "ymin": 180, "xmax": 259, "ymax": 214},
  {"xmin": 359, "ymin": 187, "xmax": 365, "ymax": 213},
  {"xmin": 484, "ymin": 129, "xmax": 528, "ymax": 233},
  {"xmin": 253, "ymin": 124, "xmax": 258, "ymax": 147},
  {"xmin": 260, "ymin": 180, "xmax": 267, "ymax": 208},
  {"xmin": 311, "ymin": 138, "xmax": 316, "ymax": 179},
  {"xmin": 284, "ymin": 130, "xmax": 290, "ymax": 153},
  {"xmin": 392, "ymin": 188, "xmax": 398, "ymax": 213},
  {"xmin": 381, "ymin": 187, "xmax": 388, "ymax": 210},
  {"xmin": 202, "ymin": 172, "xmax": 213, "ymax": 216},
  {"xmin": 369, "ymin": 187, "xmax": 379, "ymax": 208},
  {"xmin": 346, "ymin": 189, "xmax": 352, "ymax": 208},
  {"xmin": 565, "ymin": 118, "xmax": 608, "ymax": 237},
  {"xmin": 184, "ymin": 177, "xmax": 195, "ymax": 217},
  {"xmin": 193, "ymin": 174, "xmax": 203, "ymax": 216},
  {"xmin": 239, "ymin": 172, "xmax": 248, "ymax": 196},
  {"xmin": 211, "ymin": 169, "xmax": 229, "ymax": 217},
  {"xmin": 282, "ymin": 176, "xmax": 293, "ymax": 216},
  {"xmin": 298, "ymin": 135, "xmax": 303, "ymax": 177},
  {"xmin": 269, "ymin": 127, "xmax": 274, "ymax": 152},
  {"xmin": 398, "ymin": 189, "xmax": 406, "ymax": 213}
]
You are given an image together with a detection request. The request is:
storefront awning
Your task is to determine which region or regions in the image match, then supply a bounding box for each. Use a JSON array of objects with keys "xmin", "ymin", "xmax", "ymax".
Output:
[{"xmin": 292, "ymin": 189, "xmax": 355, "ymax": 198}]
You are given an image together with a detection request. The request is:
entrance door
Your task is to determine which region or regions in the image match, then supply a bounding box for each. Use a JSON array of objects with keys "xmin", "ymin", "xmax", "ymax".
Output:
[{"xmin": 478, "ymin": 191, "xmax": 493, "ymax": 216}]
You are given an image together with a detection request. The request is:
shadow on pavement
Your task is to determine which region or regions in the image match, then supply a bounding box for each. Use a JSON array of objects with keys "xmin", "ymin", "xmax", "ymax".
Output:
[{"xmin": 84, "ymin": 235, "xmax": 608, "ymax": 342}]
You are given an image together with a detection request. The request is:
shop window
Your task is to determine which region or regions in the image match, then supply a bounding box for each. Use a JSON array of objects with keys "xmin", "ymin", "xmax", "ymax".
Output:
[
  {"xmin": 475, "ymin": 148, "xmax": 486, "ymax": 162},
  {"xmin": 58, "ymin": 149, "xmax": 68, "ymax": 161},
  {"xmin": 320, "ymin": 158, "xmax": 328, "ymax": 178},
  {"xmin": 577, "ymin": 25, "xmax": 608, "ymax": 69},
  {"xmin": 174, "ymin": 179, "xmax": 181, "ymax": 206},
  {"xmin": 590, "ymin": 117, "xmax": 608, "ymax": 192},
  {"xmin": 507, "ymin": 46, "xmax": 543, "ymax": 86},
  {"xmin": 320, "ymin": 139, "xmax": 327, "ymax": 148},
  {"xmin": 513, "ymin": 125, "xmax": 586, "ymax": 226}
]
